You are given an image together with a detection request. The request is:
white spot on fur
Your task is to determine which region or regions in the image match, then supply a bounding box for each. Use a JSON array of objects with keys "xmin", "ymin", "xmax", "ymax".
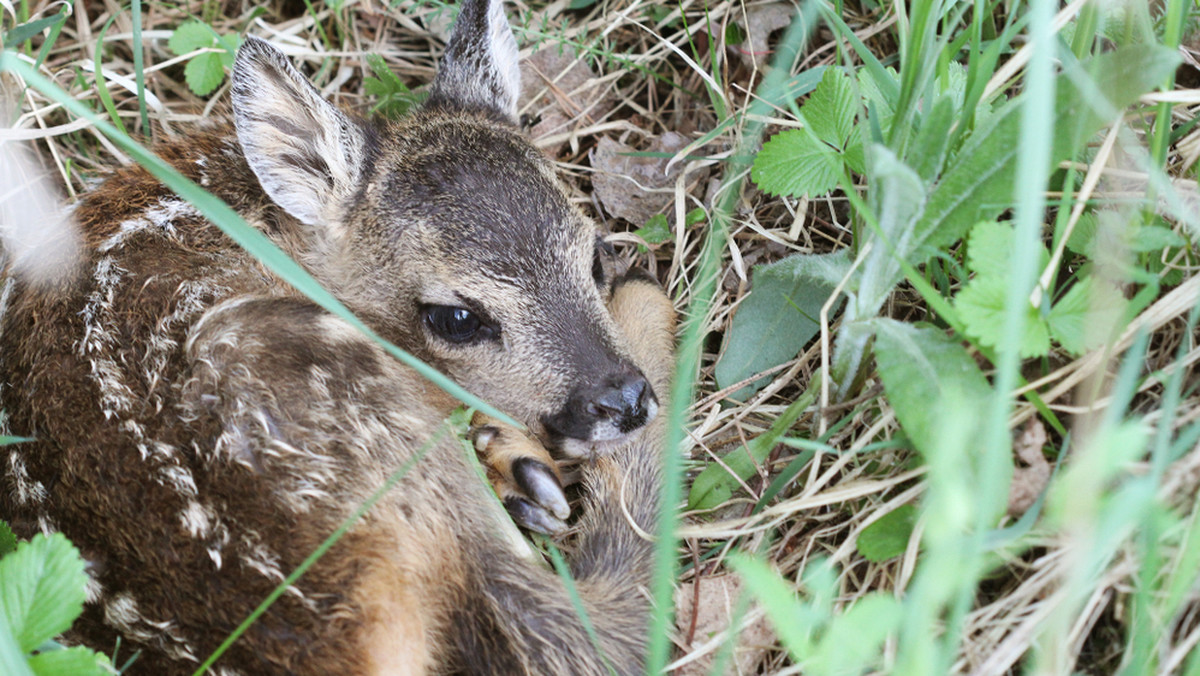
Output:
[
  {"xmin": 84, "ymin": 565, "xmax": 105, "ymax": 603},
  {"xmin": 180, "ymin": 500, "xmax": 212, "ymax": 538},
  {"xmin": 486, "ymin": 0, "xmax": 521, "ymax": 116},
  {"xmin": 7, "ymin": 450, "xmax": 46, "ymax": 505},
  {"xmin": 104, "ymin": 592, "xmax": 199, "ymax": 662},
  {"xmin": 98, "ymin": 197, "xmax": 199, "ymax": 252},
  {"xmin": 36, "ymin": 514, "xmax": 57, "ymax": 535}
]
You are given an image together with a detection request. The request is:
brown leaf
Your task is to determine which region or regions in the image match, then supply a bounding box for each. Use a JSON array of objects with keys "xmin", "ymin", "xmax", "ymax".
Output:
[
  {"xmin": 1008, "ymin": 419, "xmax": 1051, "ymax": 517},
  {"xmin": 590, "ymin": 132, "xmax": 689, "ymax": 226},
  {"xmin": 518, "ymin": 48, "xmax": 616, "ymax": 152},
  {"xmin": 732, "ymin": 3, "xmax": 794, "ymax": 70}
]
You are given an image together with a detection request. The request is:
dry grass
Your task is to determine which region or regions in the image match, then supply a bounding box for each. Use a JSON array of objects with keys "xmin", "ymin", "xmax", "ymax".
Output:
[{"xmin": 4, "ymin": 0, "xmax": 1200, "ymax": 673}]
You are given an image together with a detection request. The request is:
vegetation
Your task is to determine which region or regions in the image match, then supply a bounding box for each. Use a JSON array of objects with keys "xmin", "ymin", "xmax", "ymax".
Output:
[{"xmin": 2, "ymin": 0, "xmax": 1199, "ymax": 673}]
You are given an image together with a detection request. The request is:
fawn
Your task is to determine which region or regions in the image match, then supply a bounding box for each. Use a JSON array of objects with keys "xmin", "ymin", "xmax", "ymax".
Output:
[{"xmin": 0, "ymin": 0, "xmax": 675, "ymax": 673}]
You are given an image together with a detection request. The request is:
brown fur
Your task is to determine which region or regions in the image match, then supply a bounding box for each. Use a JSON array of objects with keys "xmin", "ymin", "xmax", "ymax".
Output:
[{"xmin": 0, "ymin": 2, "xmax": 675, "ymax": 674}]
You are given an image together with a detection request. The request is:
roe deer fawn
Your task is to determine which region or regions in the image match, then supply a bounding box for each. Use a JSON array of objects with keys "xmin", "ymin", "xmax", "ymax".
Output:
[{"xmin": 0, "ymin": 0, "xmax": 675, "ymax": 673}]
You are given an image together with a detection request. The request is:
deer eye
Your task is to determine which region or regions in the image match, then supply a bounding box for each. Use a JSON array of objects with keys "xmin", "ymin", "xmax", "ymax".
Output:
[{"xmin": 423, "ymin": 305, "xmax": 495, "ymax": 344}]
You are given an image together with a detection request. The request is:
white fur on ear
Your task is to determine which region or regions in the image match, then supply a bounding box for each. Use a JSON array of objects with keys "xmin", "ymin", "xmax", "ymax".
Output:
[
  {"xmin": 232, "ymin": 37, "xmax": 367, "ymax": 230},
  {"xmin": 428, "ymin": 0, "xmax": 522, "ymax": 123}
]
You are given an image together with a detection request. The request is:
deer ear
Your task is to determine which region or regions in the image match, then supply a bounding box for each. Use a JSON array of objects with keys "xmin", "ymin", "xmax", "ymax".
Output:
[
  {"xmin": 232, "ymin": 37, "xmax": 368, "ymax": 229},
  {"xmin": 427, "ymin": 0, "xmax": 521, "ymax": 124}
]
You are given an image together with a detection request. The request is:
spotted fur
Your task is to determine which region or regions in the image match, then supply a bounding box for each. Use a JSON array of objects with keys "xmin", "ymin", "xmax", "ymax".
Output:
[{"xmin": 0, "ymin": 1, "xmax": 674, "ymax": 674}]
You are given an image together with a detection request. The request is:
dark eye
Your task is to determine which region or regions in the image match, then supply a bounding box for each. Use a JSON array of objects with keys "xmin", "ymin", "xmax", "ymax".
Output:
[{"xmin": 423, "ymin": 305, "xmax": 492, "ymax": 344}]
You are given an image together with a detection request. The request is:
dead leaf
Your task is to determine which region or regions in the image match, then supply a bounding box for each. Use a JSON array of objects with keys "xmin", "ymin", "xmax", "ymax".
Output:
[
  {"xmin": 733, "ymin": 3, "xmax": 794, "ymax": 70},
  {"xmin": 519, "ymin": 48, "xmax": 616, "ymax": 152},
  {"xmin": 674, "ymin": 574, "xmax": 773, "ymax": 675},
  {"xmin": 591, "ymin": 132, "xmax": 688, "ymax": 226},
  {"xmin": 1008, "ymin": 419, "xmax": 1051, "ymax": 517}
]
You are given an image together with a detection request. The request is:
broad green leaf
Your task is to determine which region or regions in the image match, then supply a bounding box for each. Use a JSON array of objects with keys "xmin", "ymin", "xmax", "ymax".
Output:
[
  {"xmin": 715, "ymin": 250, "xmax": 848, "ymax": 400},
  {"xmin": 966, "ymin": 220, "xmax": 1019, "ymax": 278},
  {"xmin": 805, "ymin": 67, "xmax": 856, "ymax": 149},
  {"xmin": 956, "ymin": 274, "xmax": 1051, "ymax": 358},
  {"xmin": 688, "ymin": 379, "xmax": 818, "ymax": 510},
  {"xmin": 856, "ymin": 504, "xmax": 917, "ymax": 562},
  {"xmin": 872, "ymin": 320, "xmax": 992, "ymax": 458},
  {"xmin": 184, "ymin": 52, "xmax": 226, "ymax": 97},
  {"xmin": 0, "ymin": 533, "xmax": 86, "ymax": 654},
  {"xmin": 1047, "ymin": 277, "xmax": 1125, "ymax": 355},
  {"xmin": 1131, "ymin": 222, "xmax": 1187, "ymax": 252},
  {"xmin": 918, "ymin": 45, "xmax": 1179, "ymax": 255},
  {"xmin": 0, "ymin": 522, "xmax": 15, "ymax": 558},
  {"xmin": 751, "ymin": 128, "xmax": 841, "ymax": 198},
  {"xmin": 27, "ymin": 646, "xmax": 112, "ymax": 676}
]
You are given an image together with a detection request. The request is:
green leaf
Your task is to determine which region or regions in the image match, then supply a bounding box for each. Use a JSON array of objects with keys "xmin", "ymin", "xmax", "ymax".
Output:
[
  {"xmin": 0, "ymin": 522, "xmax": 15, "ymax": 558},
  {"xmin": 856, "ymin": 504, "xmax": 917, "ymax": 562},
  {"xmin": 1047, "ymin": 277, "xmax": 1126, "ymax": 355},
  {"xmin": 956, "ymin": 274, "xmax": 1051, "ymax": 358},
  {"xmin": 168, "ymin": 21, "xmax": 217, "ymax": 56},
  {"xmin": 872, "ymin": 320, "xmax": 992, "ymax": 458},
  {"xmin": 0, "ymin": 616, "xmax": 36, "ymax": 676},
  {"xmin": 184, "ymin": 52, "xmax": 226, "ymax": 97},
  {"xmin": 1131, "ymin": 223, "xmax": 1186, "ymax": 252},
  {"xmin": 805, "ymin": 67, "xmax": 856, "ymax": 149},
  {"xmin": 727, "ymin": 554, "xmax": 818, "ymax": 662},
  {"xmin": 27, "ymin": 646, "xmax": 112, "ymax": 676},
  {"xmin": 751, "ymin": 128, "xmax": 841, "ymax": 198},
  {"xmin": 966, "ymin": 220, "xmax": 1016, "ymax": 277},
  {"xmin": 908, "ymin": 95, "xmax": 957, "ymax": 183},
  {"xmin": 633, "ymin": 213, "xmax": 671, "ymax": 245},
  {"xmin": 918, "ymin": 45, "xmax": 1180, "ymax": 255},
  {"xmin": 715, "ymin": 250, "xmax": 848, "ymax": 400},
  {"xmin": 1065, "ymin": 211, "xmax": 1099, "ymax": 256},
  {"xmin": 809, "ymin": 593, "xmax": 901, "ymax": 674},
  {"xmin": 0, "ymin": 533, "xmax": 87, "ymax": 654},
  {"xmin": 3, "ymin": 12, "xmax": 68, "ymax": 47}
]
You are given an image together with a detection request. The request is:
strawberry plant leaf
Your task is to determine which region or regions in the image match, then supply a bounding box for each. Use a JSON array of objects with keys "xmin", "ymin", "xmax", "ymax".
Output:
[
  {"xmin": 184, "ymin": 52, "xmax": 226, "ymax": 97},
  {"xmin": 751, "ymin": 128, "xmax": 841, "ymax": 198},
  {"xmin": 1047, "ymin": 277, "xmax": 1126, "ymax": 356},
  {"xmin": 27, "ymin": 646, "xmax": 112, "ymax": 676},
  {"xmin": 0, "ymin": 533, "xmax": 86, "ymax": 654},
  {"xmin": 805, "ymin": 66, "xmax": 856, "ymax": 149},
  {"xmin": 956, "ymin": 274, "xmax": 1051, "ymax": 358},
  {"xmin": 633, "ymin": 213, "xmax": 671, "ymax": 245},
  {"xmin": 168, "ymin": 21, "xmax": 215, "ymax": 56}
]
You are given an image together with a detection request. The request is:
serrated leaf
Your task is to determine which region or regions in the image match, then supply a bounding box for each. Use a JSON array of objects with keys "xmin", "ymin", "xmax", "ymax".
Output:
[
  {"xmin": 856, "ymin": 505, "xmax": 917, "ymax": 562},
  {"xmin": 805, "ymin": 66, "xmax": 856, "ymax": 149},
  {"xmin": 168, "ymin": 21, "xmax": 216, "ymax": 56},
  {"xmin": 0, "ymin": 533, "xmax": 86, "ymax": 654},
  {"xmin": 966, "ymin": 220, "xmax": 1016, "ymax": 278},
  {"xmin": 751, "ymin": 128, "xmax": 841, "ymax": 198},
  {"xmin": 27, "ymin": 646, "xmax": 112, "ymax": 676},
  {"xmin": 1065, "ymin": 212, "xmax": 1098, "ymax": 256},
  {"xmin": 715, "ymin": 250, "xmax": 848, "ymax": 400},
  {"xmin": 184, "ymin": 52, "xmax": 226, "ymax": 97},
  {"xmin": 0, "ymin": 522, "xmax": 15, "ymax": 558},
  {"xmin": 1047, "ymin": 277, "xmax": 1126, "ymax": 355},
  {"xmin": 956, "ymin": 275, "xmax": 1051, "ymax": 358},
  {"xmin": 873, "ymin": 320, "xmax": 992, "ymax": 458},
  {"xmin": 1131, "ymin": 223, "xmax": 1186, "ymax": 252}
]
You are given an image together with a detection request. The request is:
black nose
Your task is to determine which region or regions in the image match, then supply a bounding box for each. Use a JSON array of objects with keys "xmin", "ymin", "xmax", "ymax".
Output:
[
  {"xmin": 541, "ymin": 368, "xmax": 657, "ymax": 444},
  {"xmin": 586, "ymin": 375, "xmax": 650, "ymax": 426}
]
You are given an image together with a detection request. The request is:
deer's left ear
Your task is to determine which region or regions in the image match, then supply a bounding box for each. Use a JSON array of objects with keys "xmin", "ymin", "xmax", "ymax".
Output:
[
  {"xmin": 426, "ymin": 0, "xmax": 521, "ymax": 124},
  {"xmin": 232, "ymin": 36, "xmax": 370, "ymax": 230}
]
